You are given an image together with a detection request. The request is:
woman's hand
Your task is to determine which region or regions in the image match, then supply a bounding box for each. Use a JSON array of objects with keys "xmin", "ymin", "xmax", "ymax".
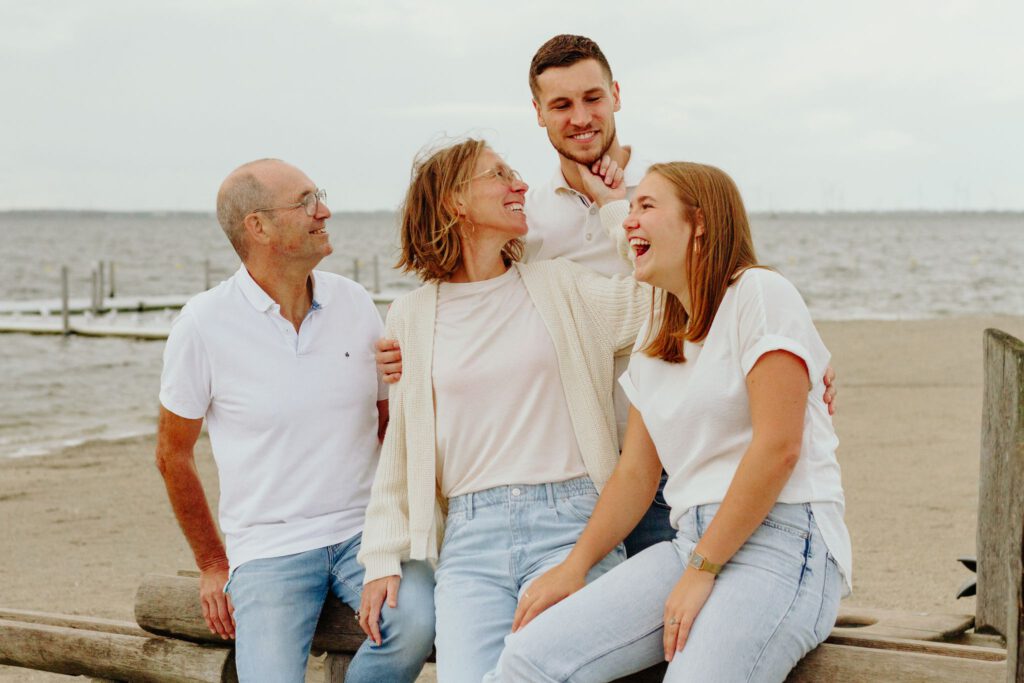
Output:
[
  {"xmin": 662, "ymin": 568, "xmax": 716, "ymax": 662},
  {"xmin": 359, "ymin": 575, "xmax": 401, "ymax": 645},
  {"xmin": 375, "ymin": 338, "xmax": 403, "ymax": 384},
  {"xmin": 512, "ymin": 562, "xmax": 588, "ymax": 632},
  {"xmin": 576, "ymin": 154, "xmax": 627, "ymax": 207}
]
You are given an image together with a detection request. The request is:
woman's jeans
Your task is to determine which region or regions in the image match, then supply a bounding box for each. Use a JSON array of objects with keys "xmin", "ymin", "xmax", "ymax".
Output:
[
  {"xmin": 226, "ymin": 532, "xmax": 435, "ymax": 683},
  {"xmin": 487, "ymin": 503, "xmax": 842, "ymax": 683},
  {"xmin": 434, "ymin": 477, "xmax": 626, "ymax": 683}
]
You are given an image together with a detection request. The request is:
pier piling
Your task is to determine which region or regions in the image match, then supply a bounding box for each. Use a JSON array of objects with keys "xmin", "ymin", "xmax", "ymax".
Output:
[
  {"xmin": 372, "ymin": 255, "xmax": 380, "ymax": 294},
  {"xmin": 60, "ymin": 266, "xmax": 70, "ymax": 335}
]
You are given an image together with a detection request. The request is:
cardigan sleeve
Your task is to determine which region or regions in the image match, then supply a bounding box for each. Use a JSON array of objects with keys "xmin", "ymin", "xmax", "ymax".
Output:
[
  {"xmin": 568, "ymin": 261, "xmax": 651, "ymax": 353},
  {"xmin": 357, "ymin": 303, "xmax": 413, "ymax": 583}
]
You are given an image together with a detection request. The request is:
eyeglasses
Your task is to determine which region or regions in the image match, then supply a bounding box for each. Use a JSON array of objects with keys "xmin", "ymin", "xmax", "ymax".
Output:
[
  {"xmin": 252, "ymin": 188, "xmax": 327, "ymax": 217},
  {"xmin": 465, "ymin": 166, "xmax": 523, "ymax": 186}
]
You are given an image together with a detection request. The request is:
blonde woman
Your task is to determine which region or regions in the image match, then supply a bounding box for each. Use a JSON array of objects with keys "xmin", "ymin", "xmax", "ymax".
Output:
[
  {"xmin": 491, "ymin": 163, "xmax": 850, "ymax": 682},
  {"xmin": 356, "ymin": 138, "xmax": 647, "ymax": 682}
]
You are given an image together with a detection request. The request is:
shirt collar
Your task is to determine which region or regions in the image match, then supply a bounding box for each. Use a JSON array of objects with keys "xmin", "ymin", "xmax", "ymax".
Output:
[
  {"xmin": 551, "ymin": 145, "xmax": 644, "ymax": 199},
  {"xmin": 235, "ymin": 265, "xmax": 328, "ymax": 312}
]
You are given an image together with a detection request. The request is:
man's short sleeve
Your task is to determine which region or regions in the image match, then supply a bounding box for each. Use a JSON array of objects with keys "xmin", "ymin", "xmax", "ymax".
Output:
[
  {"xmin": 735, "ymin": 269, "xmax": 829, "ymax": 385},
  {"xmin": 159, "ymin": 306, "xmax": 212, "ymax": 420}
]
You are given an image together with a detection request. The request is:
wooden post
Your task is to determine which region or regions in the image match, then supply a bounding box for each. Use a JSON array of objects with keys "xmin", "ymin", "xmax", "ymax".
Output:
[
  {"xmin": 975, "ymin": 328, "xmax": 1024, "ymax": 683},
  {"xmin": 108, "ymin": 261, "xmax": 116, "ymax": 298},
  {"xmin": 204, "ymin": 259, "xmax": 211, "ymax": 291},
  {"xmin": 351, "ymin": 257, "xmax": 360, "ymax": 284},
  {"xmin": 90, "ymin": 263, "xmax": 100, "ymax": 314},
  {"xmin": 372, "ymin": 255, "xmax": 381, "ymax": 294},
  {"xmin": 60, "ymin": 266, "xmax": 70, "ymax": 335},
  {"xmin": 97, "ymin": 260, "xmax": 105, "ymax": 309},
  {"xmin": 323, "ymin": 654, "xmax": 350, "ymax": 682}
]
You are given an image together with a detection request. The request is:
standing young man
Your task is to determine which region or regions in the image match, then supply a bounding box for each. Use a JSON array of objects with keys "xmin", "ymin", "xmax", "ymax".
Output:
[{"xmin": 157, "ymin": 159, "xmax": 435, "ymax": 682}]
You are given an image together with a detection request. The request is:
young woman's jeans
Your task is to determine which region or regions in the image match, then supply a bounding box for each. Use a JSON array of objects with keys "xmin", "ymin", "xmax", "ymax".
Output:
[
  {"xmin": 434, "ymin": 477, "xmax": 626, "ymax": 683},
  {"xmin": 225, "ymin": 532, "xmax": 435, "ymax": 683},
  {"xmin": 487, "ymin": 502, "xmax": 842, "ymax": 683}
]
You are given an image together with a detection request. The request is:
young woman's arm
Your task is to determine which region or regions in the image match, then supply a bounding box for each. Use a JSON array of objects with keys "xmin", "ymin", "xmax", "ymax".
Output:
[
  {"xmin": 661, "ymin": 348, "xmax": 809, "ymax": 661},
  {"xmin": 512, "ymin": 404, "xmax": 663, "ymax": 631}
]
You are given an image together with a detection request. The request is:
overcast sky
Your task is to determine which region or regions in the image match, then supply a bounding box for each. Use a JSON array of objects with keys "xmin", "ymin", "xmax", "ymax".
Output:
[{"xmin": 2, "ymin": 1, "xmax": 1021, "ymax": 212}]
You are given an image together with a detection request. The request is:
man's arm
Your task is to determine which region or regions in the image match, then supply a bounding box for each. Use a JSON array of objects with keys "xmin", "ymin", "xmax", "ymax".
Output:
[{"xmin": 154, "ymin": 406, "xmax": 235, "ymax": 639}]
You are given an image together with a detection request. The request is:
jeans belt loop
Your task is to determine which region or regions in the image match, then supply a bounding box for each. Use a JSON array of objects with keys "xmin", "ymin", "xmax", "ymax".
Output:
[
  {"xmin": 467, "ymin": 491, "xmax": 475, "ymax": 520},
  {"xmin": 546, "ymin": 482, "xmax": 556, "ymax": 508}
]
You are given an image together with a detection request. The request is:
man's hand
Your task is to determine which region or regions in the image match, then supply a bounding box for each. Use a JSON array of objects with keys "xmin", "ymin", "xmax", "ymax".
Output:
[
  {"xmin": 375, "ymin": 338, "xmax": 403, "ymax": 385},
  {"xmin": 511, "ymin": 561, "xmax": 587, "ymax": 632},
  {"xmin": 199, "ymin": 562, "xmax": 235, "ymax": 639},
  {"xmin": 575, "ymin": 154, "xmax": 626, "ymax": 207},
  {"xmin": 359, "ymin": 575, "xmax": 401, "ymax": 646},
  {"xmin": 823, "ymin": 365, "xmax": 837, "ymax": 416}
]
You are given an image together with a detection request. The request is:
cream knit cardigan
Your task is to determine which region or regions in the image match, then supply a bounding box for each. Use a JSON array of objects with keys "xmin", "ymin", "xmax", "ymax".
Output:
[{"xmin": 359, "ymin": 218, "xmax": 649, "ymax": 583}]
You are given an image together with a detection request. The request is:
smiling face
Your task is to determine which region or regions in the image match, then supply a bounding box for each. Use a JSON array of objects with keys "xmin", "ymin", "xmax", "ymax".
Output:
[
  {"xmin": 532, "ymin": 58, "xmax": 621, "ymax": 167},
  {"xmin": 459, "ymin": 148, "xmax": 529, "ymax": 239},
  {"xmin": 253, "ymin": 162, "xmax": 333, "ymax": 264},
  {"xmin": 625, "ymin": 172, "xmax": 702, "ymax": 296}
]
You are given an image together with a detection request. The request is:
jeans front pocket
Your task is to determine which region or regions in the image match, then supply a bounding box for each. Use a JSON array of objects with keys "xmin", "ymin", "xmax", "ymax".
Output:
[{"xmin": 561, "ymin": 492, "xmax": 600, "ymax": 523}]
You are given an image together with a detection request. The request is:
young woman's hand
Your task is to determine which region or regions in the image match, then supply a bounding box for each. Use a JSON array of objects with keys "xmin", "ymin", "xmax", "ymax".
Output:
[
  {"xmin": 512, "ymin": 562, "xmax": 588, "ymax": 632},
  {"xmin": 662, "ymin": 568, "xmax": 716, "ymax": 661},
  {"xmin": 359, "ymin": 575, "xmax": 401, "ymax": 645}
]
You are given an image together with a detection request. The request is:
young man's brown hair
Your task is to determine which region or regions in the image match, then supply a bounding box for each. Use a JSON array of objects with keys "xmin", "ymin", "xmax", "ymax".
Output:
[{"xmin": 528, "ymin": 34, "xmax": 614, "ymax": 97}]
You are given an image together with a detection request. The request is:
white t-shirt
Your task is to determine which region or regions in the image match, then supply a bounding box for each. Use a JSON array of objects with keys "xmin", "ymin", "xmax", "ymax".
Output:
[
  {"xmin": 432, "ymin": 267, "xmax": 587, "ymax": 497},
  {"xmin": 524, "ymin": 152, "xmax": 648, "ymax": 445},
  {"xmin": 620, "ymin": 269, "xmax": 852, "ymax": 593},
  {"xmin": 160, "ymin": 265, "xmax": 387, "ymax": 572}
]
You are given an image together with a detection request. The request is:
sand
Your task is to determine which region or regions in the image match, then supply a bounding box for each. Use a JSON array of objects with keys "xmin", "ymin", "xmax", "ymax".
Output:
[{"xmin": 2, "ymin": 314, "xmax": 1023, "ymax": 680}]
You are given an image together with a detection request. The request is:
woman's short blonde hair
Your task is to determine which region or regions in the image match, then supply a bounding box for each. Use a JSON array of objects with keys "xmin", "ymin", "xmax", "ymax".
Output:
[{"xmin": 397, "ymin": 138, "xmax": 523, "ymax": 282}]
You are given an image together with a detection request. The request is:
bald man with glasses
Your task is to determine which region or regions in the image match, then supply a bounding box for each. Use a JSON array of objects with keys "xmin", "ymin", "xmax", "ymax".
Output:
[{"xmin": 156, "ymin": 159, "xmax": 435, "ymax": 682}]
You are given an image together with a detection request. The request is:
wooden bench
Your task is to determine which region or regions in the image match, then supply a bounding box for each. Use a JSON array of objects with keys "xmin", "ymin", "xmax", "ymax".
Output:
[{"xmin": 1, "ymin": 328, "xmax": 1021, "ymax": 681}]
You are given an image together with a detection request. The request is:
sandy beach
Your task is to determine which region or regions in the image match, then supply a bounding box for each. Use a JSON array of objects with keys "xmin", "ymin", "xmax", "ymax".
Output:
[{"xmin": 3, "ymin": 314, "xmax": 1023, "ymax": 680}]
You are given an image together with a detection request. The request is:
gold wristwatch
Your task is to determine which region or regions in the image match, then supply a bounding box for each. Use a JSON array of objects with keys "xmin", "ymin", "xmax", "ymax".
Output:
[{"xmin": 688, "ymin": 551, "xmax": 723, "ymax": 576}]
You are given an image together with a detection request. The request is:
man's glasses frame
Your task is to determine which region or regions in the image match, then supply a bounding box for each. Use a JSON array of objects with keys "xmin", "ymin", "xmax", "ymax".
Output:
[{"xmin": 252, "ymin": 188, "xmax": 327, "ymax": 217}]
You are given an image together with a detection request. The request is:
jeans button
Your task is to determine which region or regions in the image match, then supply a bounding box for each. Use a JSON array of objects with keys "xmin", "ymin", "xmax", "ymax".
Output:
[{"xmin": 511, "ymin": 488, "xmax": 521, "ymax": 496}]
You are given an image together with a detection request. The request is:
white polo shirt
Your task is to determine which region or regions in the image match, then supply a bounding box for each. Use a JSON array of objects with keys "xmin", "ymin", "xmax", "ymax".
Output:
[
  {"xmin": 524, "ymin": 155, "xmax": 648, "ymax": 445},
  {"xmin": 523, "ymin": 147, "xmax": 648, "ymax": 277},
  {"xmin": 160, "ymin": 265, "xmax": 387, "ymax": 572}
]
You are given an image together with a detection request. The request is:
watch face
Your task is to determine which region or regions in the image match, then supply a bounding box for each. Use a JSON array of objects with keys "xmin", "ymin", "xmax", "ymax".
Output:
[{"xmin": 689, "ymin": 553, "xmax": 702, "ymax": 569}]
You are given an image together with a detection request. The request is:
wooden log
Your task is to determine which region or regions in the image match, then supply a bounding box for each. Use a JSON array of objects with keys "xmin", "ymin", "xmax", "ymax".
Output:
[
  {"xmin": 0, "ymin": 618, "xmax": 236, "ymax": 683},
  {"xmin": 613, "ymin": 635, "xmax": 1005, "ymax": 682},
  {"xmin": 0, "ymin": 608, "xmax": 148, "ymax": 637},
  {"xmin": 135, "ymin": 574, "xmax": 367, "ymax": 652},
  {"xmin": 975, "ymin": 328, "xmax": 1024, "ymax": 683}
]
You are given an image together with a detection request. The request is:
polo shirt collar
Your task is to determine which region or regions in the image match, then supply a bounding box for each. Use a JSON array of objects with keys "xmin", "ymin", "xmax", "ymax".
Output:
[
  {"xmin": 551, "ymin": 145, "xmax": 643, "ymax": 198},
  {"xmin": 235, "ymin": 265, "xmax": 328, "ymax": 313}
]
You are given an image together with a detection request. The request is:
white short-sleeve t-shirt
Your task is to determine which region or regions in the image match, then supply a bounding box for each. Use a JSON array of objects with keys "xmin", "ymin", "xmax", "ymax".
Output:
[
  {"xmin": 160, "ymin": 266, "xmax": 386, "ymax": 572},
  {"xmin": 620, "ymin": 268, "xmax": 852, "ymax": 593}
]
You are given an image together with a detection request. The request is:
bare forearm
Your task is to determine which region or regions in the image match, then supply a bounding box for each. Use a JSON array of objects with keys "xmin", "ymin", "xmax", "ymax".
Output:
[
  {"xmin": 157, "ymin": 452, "xmax": 226, "ymax": 569},
  {"xmin": 695, "ymin": 439, "xmax": 798, "ymax": 566}
]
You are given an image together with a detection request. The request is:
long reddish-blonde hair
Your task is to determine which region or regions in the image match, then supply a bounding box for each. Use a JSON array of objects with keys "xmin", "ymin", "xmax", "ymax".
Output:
[{"xmin": 642, "ymin": 162, "xmax": 759, "ymax": 363}]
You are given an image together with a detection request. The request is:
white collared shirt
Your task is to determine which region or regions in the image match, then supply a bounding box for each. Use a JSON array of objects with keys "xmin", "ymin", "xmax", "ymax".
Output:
[
  {"xmin": 160, "ymin": 265, "xmax": 387, "ymax": 571},
  {"xmin": 523, "ymin": 150, "xmax": 648, "ymax": 444},
  {"xmin": 523, "ymin": 148, "xmax": 648, "ymax": 278}
]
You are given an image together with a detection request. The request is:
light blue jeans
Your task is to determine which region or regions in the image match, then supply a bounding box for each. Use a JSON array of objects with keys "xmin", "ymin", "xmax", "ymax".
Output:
[
  {"xmin": 225, "ymin": 532, "xmax": 435, "ymax": 683},
  {"xmin": 487, "ymin": 503, "xmax": 842, "ymax": 683},
  {"xmin": 434, "ymin": 477, "xmax": 626, "ymax": 683}
]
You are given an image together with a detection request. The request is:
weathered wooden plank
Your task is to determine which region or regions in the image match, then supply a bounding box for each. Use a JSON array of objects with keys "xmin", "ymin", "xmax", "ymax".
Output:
[
  {"xmin": 0, "ymin": 608, "xmax": 148, "ymax": 637},
  {"xmin": 135, "ymin": 574, "xmax": 366, "ymax": 652},
  {"xmin": 612, "ymin": 636, "xmax": 1005, "ymax": 682},
  {"xmin": 0, "ymin": 619, "xmax": 236, "ymax": 683},
  {"xmin": 832, "ymin": 605, "xmax": 974, "ymax": 641},
  {"xmin": 323, "ymin": 653, "xmax": 350, "ymax": 682},
  {"xmin": 786, "ymin": 641, "xmax": 1005, "ymax": 682},
  {"xmin": 975, "ymin": 329, "xmax": 1024, "ymax": 683}
]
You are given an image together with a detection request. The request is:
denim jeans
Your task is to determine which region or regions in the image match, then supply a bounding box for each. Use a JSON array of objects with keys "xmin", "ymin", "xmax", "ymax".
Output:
[
  {"xmin": 434, "ymin": 477, "xmax": 626, "ymax": 683},
  {"xmin": 225, "ymin": 532, "xmax": 435, "ymax": 683},
  {"xmin": 623, "ymin": 471, "xmax": 675, "ymax": 557},
  {"xmin": 487, "ymin": 503, "xmax": 842, "ymax": 683}
]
